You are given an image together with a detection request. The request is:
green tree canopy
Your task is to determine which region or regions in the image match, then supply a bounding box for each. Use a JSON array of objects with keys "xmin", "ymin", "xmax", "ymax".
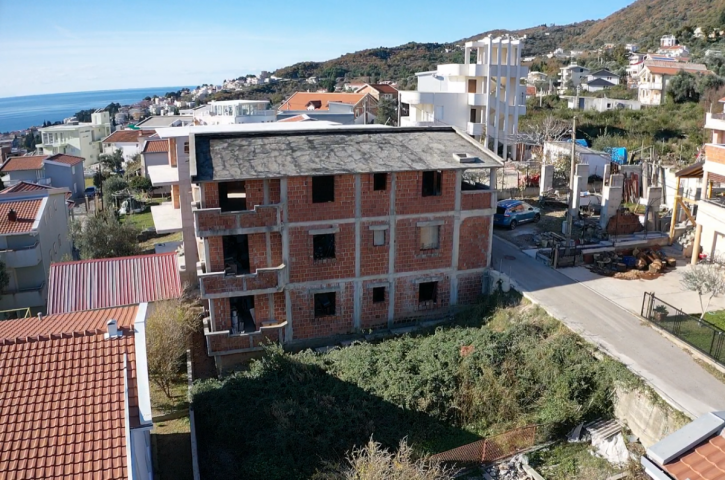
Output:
[
  {"xmin": 128, "ymin": 175, "xmax": 152, "ymax": 192},
  {"xmin": 667, "ymin": 71, "xmax": 700, "ymax": 103},
  {"xmin": 102, "ymin": 176, "xmax": 128, "ymax": 208},
  {"xmin": 70, "ymin": 209, "xmax": 140, "ymax": 259},
  {"xmin": 99, "ymin": 148, "xmax": 124, "ymax": 173},
  {"xmin": 374, "ymin": 97, "xmax": 398, "ymax": 126}
]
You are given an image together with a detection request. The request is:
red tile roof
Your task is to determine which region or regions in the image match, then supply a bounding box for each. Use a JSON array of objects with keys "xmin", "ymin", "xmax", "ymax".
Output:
[
  {"xmin": 141, "ymin": 139, "xmax": 169, "ymax": 154},
  {"xmin": 0, "ymin": 182, "xmax": 51, "ymax": 194},
  {"xmin": 47, "ymin": 253, "xmax": 182, "ymax": 314},
  {"xmin": 359, "ymin": 84, "xmax": 399, "ymax": 94},
  {"xmin": 0, "ymin": 305, "xmax": 140, "ymax": 479},
  {"xmin": 277, "ymin": 114, "xmax": 316, "ymax": 123},
  {"xmin": 0, "ymin": 199, "xmax": 42, "ymax": 234},
  {"xmin": 526, "ymin": 85, "xmax": 537, "ymax": 96},
  {"xmin": 46, "ymin": 153, "xmax": 84, "ymax": 166},
  {"xmin": 0, "ymin": 155, "xmax": 45, "ymax": 172},
  {"xmin": 103, "ymin": 129, "xmax": 156, "ymax": 144},
  {"xmin": 279, "ymin": 92, "xmax": 367, "ymax": 111},
  {"xmin": 664, "ymin": 434, "xmax": 725, "ymax": 480}
]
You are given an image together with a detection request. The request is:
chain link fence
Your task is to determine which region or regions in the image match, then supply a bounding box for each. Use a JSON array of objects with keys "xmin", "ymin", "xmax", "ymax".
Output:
[{"xmin": 641, "ymin": 292, "xmax": 725, "ymax": 366}]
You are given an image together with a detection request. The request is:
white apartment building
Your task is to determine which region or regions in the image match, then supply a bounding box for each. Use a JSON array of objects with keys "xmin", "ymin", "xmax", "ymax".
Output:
[
  {"xmin": 399, "ymin": 35, "xmax": 528, "ymax": 159},
  {"xmin": 36, "ymin": 110, "xmax": 111, "ymax": 165},
  {"xmin": 559, "ymin": 64, "xmax": 590, "ymax": 91},
  {"xmin": 638, "ymin": 61, "xmax": 710, "ymax": 106},
  {"xmin": 695, "ymin": 113, "xmax": 725, "ymax": 261},
  {"xmin": 192, "ymin": 100, "xmax": 277, "ymax": 126}
]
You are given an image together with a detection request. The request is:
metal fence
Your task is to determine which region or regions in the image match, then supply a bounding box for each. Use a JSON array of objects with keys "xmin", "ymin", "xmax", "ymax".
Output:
[
  {"xmin": 641, "ymin": 292, "xmax": 725, "ymax": 367},
  {"xmin": 430, "ymin": 424, "xmax": 550, "ymax": 464}
]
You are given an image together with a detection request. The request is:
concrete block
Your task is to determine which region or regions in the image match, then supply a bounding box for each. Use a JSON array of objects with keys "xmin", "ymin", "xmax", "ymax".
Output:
[
  {"xmin": 600, "ymin": 186, "xmax": 623, "ymax": 229},
  {"xmin": 575, "ymin": 163, "xmax": 590, "ymax": 182},
  {"xmin": 603, "ymin": 163, "xmax": 611, "ymax": 184},
  {"xmin": 540, "ymin": 164, "xmax": 554, "ymax": 196},
  {"xmin": 610, "ymin": 173, "xmax": 624, "ymax": 188}
]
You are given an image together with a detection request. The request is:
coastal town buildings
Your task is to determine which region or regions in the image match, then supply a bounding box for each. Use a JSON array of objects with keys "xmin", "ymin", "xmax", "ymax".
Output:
[
  {"xmin": 36, "ymin": 110, "xmax": 111, "ymax": 165},
  {"xmin": 0, "ymin": 187, "xmax": 72, "ymax": 316},
  {"xmin": 101, "ymin": 128, "xmax": 157, "ymax": 159},
  {"xmin": 192, "ymin": 100, "xmax": 277, "ymax": 125},
  {"xmin": 558, "ymin": 64, "xmax": 590, "ymax": 91},
  {"xmin": 637, "ymin": 61, "xmax": 711, "ymax": 106},
  {"xmin": 0, "ymin": 153, "xmax": 85, "ymax": 198},
  {"xmin": 399, "ymin": 36, "xmax": 528, "ymax": 160},
  {"xmin": 278, "ymin": 92, "xmax": 378, "ymax": 124}
]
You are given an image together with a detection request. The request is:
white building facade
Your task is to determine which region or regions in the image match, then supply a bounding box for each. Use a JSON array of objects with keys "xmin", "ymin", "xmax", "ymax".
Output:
[
  {"xmin": 37, "ymin": 111, "xmax": 111, "ymax": 165},
  {"xmin": 399, "ymin": 36, "xmax": 528, "ymax": 159},
  {"xmin": 193, "ymin": 100, "xmax": 277, "ymax": 126}
]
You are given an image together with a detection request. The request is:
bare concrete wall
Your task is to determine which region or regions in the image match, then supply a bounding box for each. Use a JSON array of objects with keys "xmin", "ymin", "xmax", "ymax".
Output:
[{"xmin": 614, "ymin": 386, "xmax": 689, "ymax": 448}]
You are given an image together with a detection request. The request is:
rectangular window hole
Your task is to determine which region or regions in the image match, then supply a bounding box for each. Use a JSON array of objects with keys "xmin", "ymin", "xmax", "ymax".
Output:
[
  {"xmin": 313, "ymin": 233, "xmax": 335, "ymax": 260},
  {"xmin": 315, "ymin": 292, "xmax": 336, "ymax": 317},
  {"xmin": 372, "ymin": 287, "xmax": 385, "ymax": 303},
  {"xmin": 312, "ymin": 175, "xmax": 335, "ymax": 203},
  {"xmin": 419, "ymin": 281, "xmax": 438, "ymax": 303},
  {"xmin": 373, "ymin": 172, "xmax": 387, "ymax": 191},
  {"xmin": 373, "ymin": 229, "xmax": 385, "ymax": 246},
  {"xmin": 422, "ymin": 170, "xmax": 442, "ymax": 197},
  {"xmin": 419, "ymin": 226, "xmax": 440, "ymax": 250}
]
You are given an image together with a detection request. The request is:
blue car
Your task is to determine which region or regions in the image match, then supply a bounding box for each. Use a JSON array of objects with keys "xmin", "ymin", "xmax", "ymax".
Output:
[
  {"xmin": 494, "ymin": 199, "xmax": 541, "ymax": 230},
  {"xmin": 84, "ymin": 186, "xmax": 96, "ymax": 198}
]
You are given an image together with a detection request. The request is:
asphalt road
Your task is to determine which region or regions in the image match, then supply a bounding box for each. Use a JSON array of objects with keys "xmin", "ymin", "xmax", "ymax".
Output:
[{"xmin": 491, "ymin": 235, "xmax": 725, "ymax": 418}]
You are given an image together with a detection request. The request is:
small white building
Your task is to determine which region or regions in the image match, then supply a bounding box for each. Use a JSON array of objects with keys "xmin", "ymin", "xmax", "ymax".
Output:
[
  {"xmin": 193, "ymin": 100, "xmax": 277, "ymax": 126},
  {"xmin": 399, "ymin": 35, "xmax": 528, "ymax": 159},
  {"xmin": 101, "ymin": 128, "xmax": 157, "ymax": 159},
  {"xmin": 637, "ymin": 61, "xmax": 711, "ymax": 106},
  {"xmin": 660, "ymin": 34, "xmax": 677, "ymax": 47},
  {"xmin": 37, "ymin": 110, "xmax": 111, "ymax": 165},
  {"xmin": 567, "ymin": 96, "xmax": 641, "ymax": 112},
  {"xmin": 559, "ymin": 64, "xmax": 590, "ymax": 92},
  {"xmin": 544, "ymin": 141, "xmax": 611, "ymax": 177}
]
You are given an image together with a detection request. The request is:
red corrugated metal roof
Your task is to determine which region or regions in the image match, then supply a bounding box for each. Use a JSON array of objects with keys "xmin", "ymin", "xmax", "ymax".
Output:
[
  {"xmin": 0, "ymin": 305, "xmax": 140, "ymax": 479},
  {"xmin": 46, "ymin": 253, "xmax": 182, "ymax": 314}
]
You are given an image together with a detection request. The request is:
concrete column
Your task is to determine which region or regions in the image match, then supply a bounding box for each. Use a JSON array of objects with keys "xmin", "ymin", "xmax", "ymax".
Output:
[
  {"xmin": 603, "ymin": 163, "xmax": 611, "ymax": 186},
  {"xmin": 575, "ymin": 163, "xmax": 589, "ymax": 200},
  {"xmin": 281, "ymin": 178, "xmax": 293, "ymax": 340},
  {"xmin": 540, "ymin": 165, "xmax": 554, "ymax": 196},
  {"xmin": 645, "ymin": 186, "xmax": 662, "ymax": 232},
  {"xmin": 572, "ymin": 176, "xmax": 585, "ymax": 211},
  {"xmin": 387, "ymin": 173, "xmax": 397, "ymax": 326},
  {"xmin": 600, "ymin": 173, "xmax": 624, "ymax": 230},
  {"xmin": 180, "ymin": 135, "xmax": 198, "ymax": 285},
  {"xmin": 451, "ymin": 171, "xmax": 462, "ymax": 306},
  {"xmin": 353, "ymin": 174, "xmax": 362, "ymax": 330},
  {"xmin": 691, "ymin": 224, "xmax": 703, "ymax": 265}
]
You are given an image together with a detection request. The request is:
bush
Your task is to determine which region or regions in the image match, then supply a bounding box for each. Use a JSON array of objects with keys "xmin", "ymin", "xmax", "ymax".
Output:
[
  {"xmin": 102, "ymin": 175, "xmax": 128, "ymax": 208},
  {"xmin": 128, "ymin": 175, "xmax": 153, "ymax": 193},
  {"xmin": 70, "ymin": 209, "xmax": 140, "ymax": 259},
  {"xmin": 146, "ymin": 300, "xmax": 193, "ymax": 398}
]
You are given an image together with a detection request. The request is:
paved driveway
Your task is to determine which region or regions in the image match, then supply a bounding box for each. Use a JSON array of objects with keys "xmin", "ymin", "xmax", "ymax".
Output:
[{"xmin": 492, "ymin": 236, "xmax": 725, "ymax": 418}]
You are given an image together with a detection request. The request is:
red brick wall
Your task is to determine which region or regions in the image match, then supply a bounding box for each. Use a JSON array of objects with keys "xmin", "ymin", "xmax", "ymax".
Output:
[
  {"xmin": 360, "ymin": 222, "xmax": 389, "ymax": 277},
  {"xmin": 361, "ymin": 173, "xmax": 391, "ymax": 217},
  {"xmin": 457, "ymin": 273, "xmax": 483, "ymax": 305},
  {"xmin": 269, "ymin": 179, "xmax": 281, "ymax": 204},
  {"xmin": 288, "ymin": 224, "xmax": 355, "ymax": 283},
  {"xmin": 287, "ymin": 176, "xmax": 355, "ymax": 223},
  {"xmin": 211, "ymin": 298, "xmax": 231, "ymax": 330},
  {"xmin": 201, "ymin": 269, "xmax": 280, "ymax": 296},
  {"xmin": 248, "ymin": 233, "xmax": 267, "ymax": 271},
  {"xmin": 395, "ymin": 171, "xmax": 456, "ymax": 215},
  {"xmin": 393, "ymin": 275, "xmax": 451, "ymax": 324},
  {"xmin": 246, "ymin": 179, "xmax": 265, "ymax": 208},
  {"xmin": 202, "ymin": 182, "xmax": 219, "ymax": 208},
  {"xmin": 458, "ymin": 216, "xmax": 490, "ymax": 270},
  {"xmin": 706, "ymin": 144, "xmax": 725, "ymax": 165},
  {"xmin": 360, "ymin": 280, "xmax": 389, "ymax": 330},
  {"xmin": 207, "ymin": 237, "xmax": 224, "ymax": 272},
  {"xmin": 290, "ymin": 284, "xmax": 354, "ymax": 339},
  {"xmin": 461, "ymin": 191, "xmax": 492, "ymax": 210},
  {"xmin": 253, "ymin": 292, "xmax": 286, "ymax": 323},
  {"xmin": 270, "ymin": 232, "xmax": 283, "ymax": 267},
  {"xmin": 394, "ymin": 217, "xmax": 453, "ymax": 273}
]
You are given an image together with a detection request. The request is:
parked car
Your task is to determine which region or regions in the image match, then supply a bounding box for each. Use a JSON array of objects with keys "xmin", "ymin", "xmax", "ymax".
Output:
[
  {"xmin": 84, "ymin": 186, "xmax": 96, "ymax": 198},
  {"xmin": 494, "ymin": 199, "xmax": 541, "ymax": 230}
]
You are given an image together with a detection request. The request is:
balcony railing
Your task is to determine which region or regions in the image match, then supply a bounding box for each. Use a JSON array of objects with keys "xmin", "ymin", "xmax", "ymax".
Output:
[
  {"xmin": 198, "ymin": 263, "xmax": 286, "ymax": 299},
  {"xmin": 204, "ymin": 317, "xmax": 287, "ymax": 355},
  {"xmin": 0, "ymin": 281, "xmax": 46, "ymax": 309},
  {"xmin": 194, "ymin": 203, "xmax": 281, "ymax": 237},
  {"xmin": 0, "ymin": 242, "xmax": 42, "ymax": 268}
]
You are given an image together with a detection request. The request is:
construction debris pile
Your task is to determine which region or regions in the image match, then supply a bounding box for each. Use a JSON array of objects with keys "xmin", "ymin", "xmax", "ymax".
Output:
[
  {"xmin": 483, "ymin": 454, "xmax": 536, "ymax": 480},
  {"xmin": 675, "ymin": 229, "xmax": 698, "ymax": 258},
  {"xmin": 586, "ymin": 248, "xmax": 677, "ymax": 280}
]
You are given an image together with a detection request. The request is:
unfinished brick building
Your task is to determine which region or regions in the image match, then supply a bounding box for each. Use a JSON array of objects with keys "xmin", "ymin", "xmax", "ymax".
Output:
[{"xmin": 189, "ymin": 126, "xmax": 500, "ymax": 368}]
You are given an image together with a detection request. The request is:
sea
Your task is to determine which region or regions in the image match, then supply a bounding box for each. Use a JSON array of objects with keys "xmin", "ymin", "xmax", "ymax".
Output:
[{"xmin": 0, "ymin": 87, "xmax": 191, "ymax": 133}]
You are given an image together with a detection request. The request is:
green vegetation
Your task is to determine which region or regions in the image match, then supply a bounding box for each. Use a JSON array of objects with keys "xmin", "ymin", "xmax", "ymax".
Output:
[
  {"xmin": 529, "ymin": 443, "xmax": 629, "ymax": 480},
  {"xmin": 704, "ymin": 310, "xmax": 725, "ymax": 330},
  {"xmin": 152, "ymin": 418, "xmax": 193, "ymax": 480},
  {"xmin": 70, "ymin": 209, "xmax": 141, "ymax": 259},
  {"xmin": 192, "ymin": 296, "xmax": 637, "ymax": 480}
]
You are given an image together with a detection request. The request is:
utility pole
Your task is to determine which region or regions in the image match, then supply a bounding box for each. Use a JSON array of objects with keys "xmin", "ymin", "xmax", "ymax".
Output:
[{"xmin": 566, "ymin": 116, "xmax": 577, "ymax": 250}]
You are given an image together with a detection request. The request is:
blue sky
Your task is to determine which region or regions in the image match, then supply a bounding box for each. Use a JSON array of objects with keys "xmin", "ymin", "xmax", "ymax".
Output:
[{"xmin": 0, "ymin": 0, "xmax": 633, "ymax": 97}]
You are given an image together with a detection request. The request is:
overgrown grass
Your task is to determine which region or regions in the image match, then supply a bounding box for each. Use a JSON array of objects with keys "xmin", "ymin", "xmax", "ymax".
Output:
[
  {"xmin": 192, "ymin": 295, "xmax": 637, "ymax": 480},
  {"xmin": 704, "ymin": 310, "xmax": 725, "ymax": 331},
  {"xmin": 529, "ymin": 443, "xmax": 623, "ymax": 480},
  {"xmin": 149, "ymin": 372, "xmax": 188, "ymax": 416}
]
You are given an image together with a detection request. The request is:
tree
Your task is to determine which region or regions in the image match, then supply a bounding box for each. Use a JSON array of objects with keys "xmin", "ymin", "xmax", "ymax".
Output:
[
  {"xmin": 128, "ymin": 175, "xmax": 152, "ymax": 193},
  {"xmin": 146, "ymin": 300, "xmax": 191, "ymax": 399},
  {"xmin": 313, "ymin": 439, "xmax": 458, "ymax": 480},
  {"xmin": 511, "ymin": 114, "xmax": 570, "ymax": 147},
  {"xmin": 70, "ymin": 209, "xmax": 140, "ymax": 259},
  {"xmin": 668, "ymin": 71, "xmax": 700, "ymax": 103},
  {"xmin": 374, "ymin": 97, "xmax": 398, "ymax": 125},
  {"xmin": 99, "ymin": 148, "xmax": 124, "ymax": 173},
  {"xmin": 102, "ymin": 176, "xmax": 128, "ymax": 208},
  {"xmin": 93, "ymin": 170, "xmax": 107, "ymax": 189},
  {"xmin": 680, "ymin": 260, "xmax": 725, "ymax": 319}
]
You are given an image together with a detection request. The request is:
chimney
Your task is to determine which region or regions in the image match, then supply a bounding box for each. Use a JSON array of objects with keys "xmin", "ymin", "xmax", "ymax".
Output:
[
  {"xmin": 7, "ymin": 209, "xmax": 17, "ymax": 222},
  {"xmin": 104, "ymin": 319, "xmax": 122, "ymax": 339}
]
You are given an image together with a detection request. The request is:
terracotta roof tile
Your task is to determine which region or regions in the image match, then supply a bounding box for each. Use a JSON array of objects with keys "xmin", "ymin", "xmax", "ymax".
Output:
[
  {"xmin": 141, "ymin": 139, "xmax": 169, "ymax": 154},
  {"xmin": 46, "ymin": 154, "xmax": 84, "ymax": 166},
  {"xmin": 0, "ymin": 156, "xmax": 45, "ymax": 172},
  {"xmin": 102, "ymin": 129, "xmax": 156, "ymax": 144},
  {"xmin": 362, "ymin": 84, "xmax": 398, "ymax": 94},
  {"xmin": 664, "ymin": 434, "xmax": 725, "ymax": 480},
  {"xmin": 0, "ymin": 199, "xmax": 42, "ymax": 234},
  {"xmin": 0, "ymin": 306, "xmax": 140, "ymax": 480},
  {"xmin": 46, "ymin": 253, "xmax": 182, "ymax": 314},
  {"xmin": 0, "ymin": 182, "xmax": 51, "ymax": 194},
  {"xmin": 279, "ymin": 92, "xmax": 367, "ymax": 111}
]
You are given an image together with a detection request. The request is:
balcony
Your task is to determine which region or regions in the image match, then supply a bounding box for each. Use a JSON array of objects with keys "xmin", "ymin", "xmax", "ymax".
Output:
[
  {"xmin": 468, "ymin": 93, "xmax": 488, "ymax": 106},
  {"xmin": 467, "ymin": 122, "xmax": 484, "ymax": 136},
  {"xmin": 0, "ymin": 282, "xmax": 46, "ymax": 310},
  {"xmin": 204, "ymin": 317, "xmax": 287, "ymax": 355},
  {"xmin": 194, "ymin": 204, "xmax": 281, "ymax": 237},
  {"xmin": 198, "ymin": 263, "xmax": 286, "ymax": 299},
  {"xmin": 705, "ymin": 112, "xmax": 725, "ymax": 132},
  {"xmin": 399, "ymin": 91, "xmax": 435, "ymax": 105},
  {"xmin": 638, "ymin": 82, "xmax": 663, "ymax": 91},
  {"xmin": 0, "ymin": 242, "xmax": 42, "ymax": 268},
  {"xmin": 151, "ymin": 202, "xmax": 182, "ymax": 234}
]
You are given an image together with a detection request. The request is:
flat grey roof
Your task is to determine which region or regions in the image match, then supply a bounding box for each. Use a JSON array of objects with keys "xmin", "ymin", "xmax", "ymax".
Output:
[
  {"xmin": 135, "ymin": 115, "xmax": 191, "ymax": 128},
  {"xmin": 193, "ymin": 126, "xmax": 502, "ymax": 181}
]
